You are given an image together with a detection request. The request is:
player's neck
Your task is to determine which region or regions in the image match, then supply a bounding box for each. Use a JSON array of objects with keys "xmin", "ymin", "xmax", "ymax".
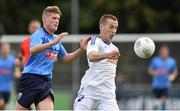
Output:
[
  {"xmin": 43, "ymin": 26, "xmax": 54, "ymax": 35},
  {"xmin": 99, "ymin": 34, "xmax": 109, "ymax": 42}
]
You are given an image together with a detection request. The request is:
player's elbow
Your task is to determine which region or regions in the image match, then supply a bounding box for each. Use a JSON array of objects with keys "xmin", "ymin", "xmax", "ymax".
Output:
[
  {"xmin": 61, "ymin": 56, "xmax": 73, "ymax": 64},
  {"xmin": 87, "ymin": 53, "xmax": 96, "ymax": 62},
  {"xmin": 88, "ymin": 56, "xmax": 99, "ymax": 62},
  {"xmin": 30, "ymin": 48, "xmax": 37, "ymax": 55},
  {"xmin": 88, "ymin": 57, "xmax": 95, "ymax": 62}
]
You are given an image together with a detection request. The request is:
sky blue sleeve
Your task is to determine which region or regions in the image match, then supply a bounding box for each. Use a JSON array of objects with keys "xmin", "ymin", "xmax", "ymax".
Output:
[
  {"xmin": 30, "ymin": 32, "xmax": 43, "ymax": 47},
  {"xmin": 149, "ymin": 58, "xmax": 156, "ymax": 70},
  {"xmin": 172, "ymin": 59, "xmax": 177, "ymax": 72},
  {"xmin": 58, "ymin": 42, "xmax": 68, "ymax": 58}
]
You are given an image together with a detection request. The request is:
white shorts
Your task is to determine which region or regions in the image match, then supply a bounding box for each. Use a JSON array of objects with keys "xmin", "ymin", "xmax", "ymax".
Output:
[{"xmin": 73, "ymin": 96, "xmax": 119, "ymax": 111}]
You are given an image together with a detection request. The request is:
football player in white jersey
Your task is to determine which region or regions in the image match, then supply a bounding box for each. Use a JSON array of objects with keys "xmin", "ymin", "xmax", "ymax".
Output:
[{"xmin": 74, "ymin": 14, "xmax": 120, "ymax": 111}]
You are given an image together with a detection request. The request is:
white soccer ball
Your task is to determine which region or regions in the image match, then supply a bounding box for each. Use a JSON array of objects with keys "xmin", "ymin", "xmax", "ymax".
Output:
[{"xmin": 134, "ymin": 37, "xmax": 155, "ymax": 59}]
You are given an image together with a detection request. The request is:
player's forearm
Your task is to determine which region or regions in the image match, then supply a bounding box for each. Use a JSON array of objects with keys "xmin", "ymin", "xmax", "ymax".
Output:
[
  {"xmin": 14, "ymin": 59, "xmax": 22, "ymax": 79},
  {"xmin": 148, "ymin": 68, "xmax": 157, "ymax": 76},
  {"xmin": 88, "ymin": 52, "xmax": 108, "ymax": 62},
  {"xmin": 30, "ymin": 42, "xmax": 53, "ymax": 54},
  {"xmin": 169, "ymin": 70, "xmax": 178, "ymax": 81},
  {"xmin": 61, "ymin": 48, "xmax": 85, "ymax": 63},
  {"xmin": 14, "ymin": 66, "xmax": 21, "ymax": 79}
]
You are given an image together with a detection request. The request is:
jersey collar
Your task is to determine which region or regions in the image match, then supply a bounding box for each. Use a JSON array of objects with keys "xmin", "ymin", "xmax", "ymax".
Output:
[
  {"xmin": 42, "ymin": 27, "xmax": 53, "ymax": 36},
  {"xmin": 97, "ymin": 35, "xmax": 111, "ymax": 45}
]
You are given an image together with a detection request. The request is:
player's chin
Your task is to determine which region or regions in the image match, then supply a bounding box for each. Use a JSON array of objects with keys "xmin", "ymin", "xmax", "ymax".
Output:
[
  {"xmin": 52, "ymin": 27, "xmax": 58, "ymax": 31},
  {"xmin": 109, "ymin": 35, "xmax": 114, "ymax": 40}
]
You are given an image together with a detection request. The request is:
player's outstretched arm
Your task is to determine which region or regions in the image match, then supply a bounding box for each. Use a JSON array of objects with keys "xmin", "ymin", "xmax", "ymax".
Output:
[
  {"xmin": 61, "ymin": 37, "xmax": 91, "ymax": 63},
  {"xmin": 30, "ymin": 32, "xmax": 68, "ymax": 54},
  {"xmin": 88, "ymin": 50, "xmax": 120, "ymax": 62}
]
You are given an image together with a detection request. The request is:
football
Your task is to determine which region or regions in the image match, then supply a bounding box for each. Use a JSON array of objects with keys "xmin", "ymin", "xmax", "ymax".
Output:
[{"xmin": 134, "ymin": 37, "xmax": 155, "ymax": 59}]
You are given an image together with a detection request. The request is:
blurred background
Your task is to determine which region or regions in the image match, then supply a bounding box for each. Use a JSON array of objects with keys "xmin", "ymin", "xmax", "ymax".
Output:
[{"xmin": 0, "ymin": 0, "xmax": 180, "ymax": 110}]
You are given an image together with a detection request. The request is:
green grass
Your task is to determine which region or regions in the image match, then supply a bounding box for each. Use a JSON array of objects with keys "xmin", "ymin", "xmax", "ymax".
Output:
[{"xmin": 54, "ymin": 91, "xmax": 71, "ymax": 110}]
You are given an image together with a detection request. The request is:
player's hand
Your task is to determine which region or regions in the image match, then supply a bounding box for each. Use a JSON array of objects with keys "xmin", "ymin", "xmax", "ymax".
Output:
[
  {"xmin": 51, "ymin": 32, "xmax": 68, "ymax": 45},
  {"xmin": 80, "ymin": 36, "xmax": 91, "ymax": 50},
  {"xmin": 107, "ymin": 50, "xmax": 120, "ymax": 59},
  {"xmin": 15, "ymin": 58, "xmax": 21, "ymax": 66},
  {"xmin": 169, "ymin": 74, "xmax": 175, "ymax": 82}
]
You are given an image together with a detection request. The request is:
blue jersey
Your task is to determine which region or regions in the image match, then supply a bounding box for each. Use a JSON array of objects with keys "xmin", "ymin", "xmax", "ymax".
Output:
[
  {"xmin": 22, "ymin": 27, "xmax": 67, "ymax": 79},
  {"xmin": 149, "ymin": 56, "xmax": 177, "ymax": 88},
  {"xmin": 0, "ymin": 55, "xmax": 15, "ymax": 92}
]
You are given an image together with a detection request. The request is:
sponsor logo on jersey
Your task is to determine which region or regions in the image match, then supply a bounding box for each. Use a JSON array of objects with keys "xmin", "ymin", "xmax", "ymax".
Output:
[{"xmin": 45, "ymin": 51, "xmax": 58, "ymax": 59}]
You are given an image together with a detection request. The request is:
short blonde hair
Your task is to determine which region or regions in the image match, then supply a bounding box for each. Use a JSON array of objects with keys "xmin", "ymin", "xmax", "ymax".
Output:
[
  {"xmin": 99, "ymin": 14, "xmax": 117, "ymax": 25},
  {"xmin": 42, "ymin": 6, "xmax": 62, "ymax": 16}
]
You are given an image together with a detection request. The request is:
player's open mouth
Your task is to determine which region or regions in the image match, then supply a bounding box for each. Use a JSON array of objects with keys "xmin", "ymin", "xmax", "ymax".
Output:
[
  {"xmin": 111, "ymin": 34, "xmax": 115, "ymax": 37},
  {"xmin": 109, "ymin": 32, "xmax": 115, "ymax": 36}
]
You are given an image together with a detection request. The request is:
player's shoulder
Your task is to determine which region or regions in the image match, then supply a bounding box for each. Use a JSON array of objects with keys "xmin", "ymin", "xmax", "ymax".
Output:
[
  {"xmin": 89, "ymin": 35, "xmax": 101, "ymax": 45},
  {"xmin": 31, "ymin": 27, "xmax": 44, "ymax": 37},
  {"xmin": 151, "ymin": 56, "xmax": 160, "ymax": 62},
  {"xmin": 168, "ymin": 56, "xmax": 176, "ymax": 62},
  {"xmin": 22, "ymin": 36, "xmax": 29, "ymax": 41},
  {"xmin": 22, "ymin": 37, "xmax": 30, "ymax": 43}
]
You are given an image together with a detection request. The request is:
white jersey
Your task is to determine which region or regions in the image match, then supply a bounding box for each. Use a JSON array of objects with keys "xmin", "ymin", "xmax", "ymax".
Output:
[{"xmin": 80, "ymin": 35, "xmax": 119, "ymax": 100}]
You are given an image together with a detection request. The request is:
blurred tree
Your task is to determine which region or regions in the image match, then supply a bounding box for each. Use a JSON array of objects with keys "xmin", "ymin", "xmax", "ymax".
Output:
[{"xmin": 0, "ymin": 0, "xmax": 179, "ymax": 34}]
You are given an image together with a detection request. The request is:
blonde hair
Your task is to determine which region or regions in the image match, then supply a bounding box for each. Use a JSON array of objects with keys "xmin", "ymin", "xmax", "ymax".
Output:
[
  {"xmin": 42, "ymin": 6, "xmax": 62, "ymax": 16},
  {"xmin": 99, "ymin": 14, "xmax": 117, "ymax": 25}
]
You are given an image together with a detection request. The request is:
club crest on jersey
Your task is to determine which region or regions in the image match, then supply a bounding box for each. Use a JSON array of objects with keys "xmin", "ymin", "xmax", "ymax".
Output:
[{"xmin": 45, "ymin": 51, "xmax": 57, "ymax": 59}]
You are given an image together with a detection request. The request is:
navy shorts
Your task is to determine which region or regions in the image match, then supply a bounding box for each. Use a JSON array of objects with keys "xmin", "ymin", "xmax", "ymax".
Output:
[
  {"xmin": 0, "ymin": 92, "xmax": 10, "ymax": 103},
  {"xmin": 153, "ymin": 88, "xmax": 168, "ymax": 98},
  {"xmin": 17, "ymin": 73, "xmax": 54, "ymax": 108}
]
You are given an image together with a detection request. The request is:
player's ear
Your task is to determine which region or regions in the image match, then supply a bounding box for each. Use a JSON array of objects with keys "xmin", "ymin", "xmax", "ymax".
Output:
[
  {"xmin": 99, "ymin": 24, "xmax": 103, "ymax": 30},
  {"xmin": 42, "ymin": 15, "xmax": 46, "ymax": 23}
]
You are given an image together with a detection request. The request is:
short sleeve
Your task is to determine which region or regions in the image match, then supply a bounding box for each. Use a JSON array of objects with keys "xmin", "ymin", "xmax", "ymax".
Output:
[
  {"xmin": 87, "ymin": 37, "xmax": 99, "ymax": 55},
  {"xmin": 58, "ymin": 42, "xmax": 68, "ymax": 58},
  {"xmin": 171, "ymin": 58, "xmax": 177, "ymax": 72},
  {"xmin": 30, "ymin": 32, "xmax": 43, "ymax": 47},
  {"xmin": 149, "ymin": 58, "xmax": 156, "ymax": 70}
]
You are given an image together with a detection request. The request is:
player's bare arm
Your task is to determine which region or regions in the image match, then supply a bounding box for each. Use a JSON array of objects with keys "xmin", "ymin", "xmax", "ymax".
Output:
[
  {"xmin": 14, "ymin": 58, "xmax": 22, "ymax": 79},
  {"xmin": 148, "ymin": 67, "xmax": 161, "ymax": 77},
  {"xmin": 88, "ymin": 50, "xmax": 120, "ymax": 62},
  {"xmin": 30, "ymin": 32, "xmax": 68, "ymax": 54},
  {"xmin": 169, "ymin": 69, "xmax": 178, "ymax": 82},
  {"xmin": 60, "ymin": 37, "xmax": 91, "ymax": 63}
]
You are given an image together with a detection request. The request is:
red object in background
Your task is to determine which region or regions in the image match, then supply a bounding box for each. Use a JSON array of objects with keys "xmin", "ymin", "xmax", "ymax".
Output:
[{"xmin": 20, "ymin": 37, "xmax": 30, "ymax": 66}]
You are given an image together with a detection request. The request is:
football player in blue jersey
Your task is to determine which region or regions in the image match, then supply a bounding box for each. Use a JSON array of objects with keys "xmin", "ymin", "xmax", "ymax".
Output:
[
  {"xmin": 0, "ymin": 43, "xmax": 16, "ymax": 110},
  {"xmin": 16, "ymin": 6, "xmax": 91, "ymax": 110},
  {"xmin": 148, "ymin": 45, "xmax": 178, "ymax": 110}
]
